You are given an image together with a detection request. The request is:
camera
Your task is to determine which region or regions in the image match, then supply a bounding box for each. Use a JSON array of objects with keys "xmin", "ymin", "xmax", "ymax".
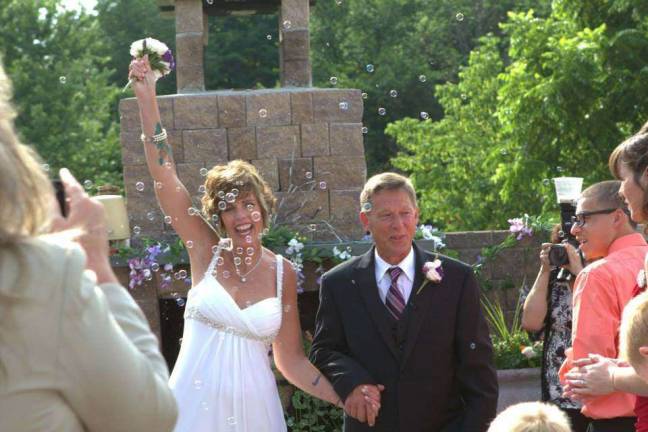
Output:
[
  {"xmin": 52, "ymin": 179, "xmax": 67, "ymax": 217},
  {"xmin": 549, "ymin": 244, "xmax": 570, "ymax": 267}
]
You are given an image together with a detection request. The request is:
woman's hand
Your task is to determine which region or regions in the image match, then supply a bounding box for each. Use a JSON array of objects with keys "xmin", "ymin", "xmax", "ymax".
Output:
[
  {"xmin": 128, "ymin": 55, "xmax": 157, "ymax": 102},
  {"xmin": 539, "ymin": 243, "xmax": 552, "ymax": 273},
  {"xmin": 50, "ymin": 168, "xmax": 117, "ymax": 284},
  {"xmin": 562, "ymin": 242, "xmax": 583, "ymax": 276}
]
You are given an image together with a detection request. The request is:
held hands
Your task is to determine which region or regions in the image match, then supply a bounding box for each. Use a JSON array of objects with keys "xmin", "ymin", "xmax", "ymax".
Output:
[
  {"xmin": 563, "ymin": 354, "xmax": 625, "ymax": 402},
  {"xmin": 344, "ymin": 384, "xmax": 384, "ymax": 427}
]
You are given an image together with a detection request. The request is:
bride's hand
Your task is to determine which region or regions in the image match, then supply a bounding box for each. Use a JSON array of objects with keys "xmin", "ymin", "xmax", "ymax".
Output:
[{"xmin": 128, "ymin": 55, "xmax": 157, "ymax": 100}]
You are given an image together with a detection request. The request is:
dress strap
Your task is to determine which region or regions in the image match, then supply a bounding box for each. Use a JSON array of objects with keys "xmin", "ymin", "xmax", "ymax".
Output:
[
  {"xmin": 205, "ymin": 247, "xmax": 221, "ymax": 276},
  {"xmin": 275, "ymin": 254, "xmax": 284, "ymax": 300}
]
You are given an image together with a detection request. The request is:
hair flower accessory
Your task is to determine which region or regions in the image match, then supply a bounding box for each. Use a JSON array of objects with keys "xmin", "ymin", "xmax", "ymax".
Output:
[
  {"xmin": 416, "ymin": 254, "xmax": 444, "ymax": 295},
  {"xmin": 123, "ymin": 37, "xmax": 175, "ymax": 91}
]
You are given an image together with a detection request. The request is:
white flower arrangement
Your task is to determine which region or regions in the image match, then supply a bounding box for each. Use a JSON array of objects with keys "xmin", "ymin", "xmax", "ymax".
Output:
[{"xmin": 124, "ymin": 37, "xmax": 175, "ymax": 90}]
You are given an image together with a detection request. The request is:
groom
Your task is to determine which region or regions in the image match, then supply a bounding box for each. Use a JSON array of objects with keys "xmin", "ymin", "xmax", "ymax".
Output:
[{"xmin": 310, "ymin": 173, "xmax": 498, "ymax": 431}]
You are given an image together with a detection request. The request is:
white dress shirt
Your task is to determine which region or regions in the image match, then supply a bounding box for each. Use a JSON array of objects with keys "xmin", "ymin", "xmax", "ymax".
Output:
[{"xmin": 374, "ymin": 247, "xmax": 416, "ymax": 305}]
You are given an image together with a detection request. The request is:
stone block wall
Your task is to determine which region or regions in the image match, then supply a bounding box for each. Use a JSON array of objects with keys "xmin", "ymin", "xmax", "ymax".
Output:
[{"xmin": 119, "ymin": 87, "xmax": 367, "ymax": 241}]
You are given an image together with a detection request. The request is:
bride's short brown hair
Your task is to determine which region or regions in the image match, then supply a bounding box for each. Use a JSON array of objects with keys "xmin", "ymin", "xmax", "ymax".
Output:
[{"xmin": 201, "ymin": 160, "xmax": 276, "ymax": 231}]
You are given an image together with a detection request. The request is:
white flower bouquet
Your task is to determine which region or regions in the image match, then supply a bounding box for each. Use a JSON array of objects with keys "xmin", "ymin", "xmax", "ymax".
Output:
[{"xmin": 124, "ymin": 37, "xmax": 175, "ymax": 90}]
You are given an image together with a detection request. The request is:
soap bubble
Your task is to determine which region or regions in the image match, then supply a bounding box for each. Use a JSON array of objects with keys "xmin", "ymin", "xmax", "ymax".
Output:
[
  {"xmin": 420, "ymin": 112, "xmax": 429, "ymax": 120},
  {"xmin": 42, "ymin": 164, "xmax": 50, "ymax": 172},
  {"xmin": 231, "ymin": 188, "xmax": 239, "ymax": 197},
  {"xmin": 188, "ymin": 207, "xmax": 198, "ymax": 216},
  {"xmin": 282, "ymin": 20, "xmax": 291, "ymax": 29},
  {"xmin": 223, "ymin": 270, "xmax": 231, "ymax": 279},
  {"xmin": 59, "ymin": 76, "xmax": 67, "ymax": 84},
  {"xmin": 133, "ymin": 226, "xmax": 141, "ymax": 236},
  {"xmin": 135, "ymin": 182, "xmax": 145, "ymax": 192},
  {"xmin": 218, "ymin": 201, "xmax": 227, "ymax": 211},
  {"xmin": 339, "ymin": 101, "xmax": 349, "ymax": 111},
  {"xmin": 542, "ymin": 178, "xmax": 551, "ymax": 186},
  {"xmin": 244, "ymin": 257, "xmax": 253, "ymax": 265},
  {"xmin": 365, "ymin": 64, "xmax": 374, "ymax": 73},
  {"xmin": 245, "ymin": 235, "xmax": 252, "ymax": 243},
  {"xmin": 234, "ymin": 257, "xmax": 242, "ymax": 266},
  {"xmin": 319, "ymin": 181, "xmax": 327, "ymax": 189},
  {"xmin": 418, "ymin": 74, "xmax": 427, "ymax": 82},
  {"xmin": 146, "ymin": 211, "xmax": 156, "ymax": 221},
  {"xmin": 361, "ymin": 92, "xmax": 368, "ymax": 99},
  {"xmin": 251, "ymin": 211, "xmax": 262, "ymax": 222},
  {"xmin": 164, "ymin": 215, "xmax": 172, "ymax": 224},
  {"xmin": 151, "ymin": 263, "xmax": 160, "ymax": 272},
  {"xmin": 198, "ymin": 185, "xmax": 206, "ymax": 194},
  {"xmin": 83, "ymin": 180, "xmax": 93, "ymax": 189},
  {"xmin": 200, "ymin": 168, "xmax": 208, "ymax": 176},
  {"xmin": 217, "ymin": 257, "xmax": 225, "ymax": 266},
  {"xmin": 362, "ymin": 127, "xmax": 368, "ymax": 134},
  {"xmin": 225, "ymin": 193, "xmax": 236, "ymax": 203},
  {"xmin": 218, "ymin": 191, "xmax": 225, "ymax": 199},
  {"xmin": 389, "ymin": 89, "xmax": 398, "ymax": 98},
  {"xmin": 456, "ymin": 12, "xmax": 465, "ymax": 21},
  {"xmin": 176, "ymin": 298, "xmax": 186, "ymax": 307},
  {"xmin": 236, "ymin": 247, "xmax": 244, "ymax": 255},
  {"xmin": 362, "ymin": 202, "xmax": 373, "ymax": 212},
  {"xmin": 378, "ymin": 107, "xmax": 386, "ymax": 116},
  {"xmin": 266, "ymin": 34, "xmax": 272, "ymax": 40},
  {"xmin": 305, "ymin": 171, "xmax": 313, "ymax": 179},
  {"xmin": 246, "ymin": 247, "xmax": 255, "ymax": 256},
  {"xmin": 329, "ymin": 76, "xmax": 338, "ymax": 85},
  {"xmin": 258, "ymin": 108, "xmax": 268, "ymax": 118},
  {"xmin": 179, "ymin": 269, "xmax": 187, "ymax": 279}
]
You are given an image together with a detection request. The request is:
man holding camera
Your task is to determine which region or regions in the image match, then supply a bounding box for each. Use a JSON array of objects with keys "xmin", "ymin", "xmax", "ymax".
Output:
[{"xmin": 559, "ymin": 180, "xmax": 648, "ymax": 431}]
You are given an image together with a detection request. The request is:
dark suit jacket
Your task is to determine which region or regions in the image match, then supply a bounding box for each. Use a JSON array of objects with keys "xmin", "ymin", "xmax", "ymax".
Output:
[{"xmin": 309, "ymin": 244, "xmax": 498, "ymax": 432}]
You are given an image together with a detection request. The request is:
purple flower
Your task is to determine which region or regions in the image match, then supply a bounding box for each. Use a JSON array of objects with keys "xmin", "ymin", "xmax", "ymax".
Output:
[
  {"xmin": 508, "ymin": 217, "xmax": 533, "ymax": 240},
  {"xmin": 162, "ymin": 50, "xmax": 176, "ymax": 71}
]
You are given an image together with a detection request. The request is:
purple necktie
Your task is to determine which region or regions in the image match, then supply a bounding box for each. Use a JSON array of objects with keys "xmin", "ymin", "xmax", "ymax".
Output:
[{"xmin": 385, "ymin": 267, "xmax": 405, "ymax": 320}]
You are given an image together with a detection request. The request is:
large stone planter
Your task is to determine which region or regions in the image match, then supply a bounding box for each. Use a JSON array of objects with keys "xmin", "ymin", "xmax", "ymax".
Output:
[{"xmin": 497, "ymin": 368, "xmax": 541, "ymax": 413}]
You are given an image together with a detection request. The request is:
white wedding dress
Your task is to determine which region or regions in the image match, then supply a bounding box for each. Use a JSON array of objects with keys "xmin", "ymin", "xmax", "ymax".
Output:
[{"xmin": 169, "ymin": 253, "xmax": 286, "ymax": 431}]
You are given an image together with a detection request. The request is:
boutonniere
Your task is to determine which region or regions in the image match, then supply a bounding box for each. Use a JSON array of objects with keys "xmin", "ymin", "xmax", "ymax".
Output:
[{"xmin": 416, "ymin": 255, "xmax": 444, "ymax": 295}]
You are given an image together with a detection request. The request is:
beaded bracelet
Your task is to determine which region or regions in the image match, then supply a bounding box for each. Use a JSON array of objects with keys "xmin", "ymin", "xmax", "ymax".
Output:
[{"xmin": 140, "ymin": 128, "xmax": 167, "ymax": 143}]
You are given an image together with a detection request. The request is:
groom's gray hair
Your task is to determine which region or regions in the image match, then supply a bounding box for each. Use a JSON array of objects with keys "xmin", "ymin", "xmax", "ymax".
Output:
[{"xmin": 360, "ymin": 172, "xmax": 417, "ymax": 211}]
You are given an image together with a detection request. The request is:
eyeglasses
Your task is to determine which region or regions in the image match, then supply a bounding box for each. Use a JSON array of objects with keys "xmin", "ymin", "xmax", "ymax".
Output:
[{"xmin": 571, "ymin": 207, "xmax": 628, "ymax": 228}]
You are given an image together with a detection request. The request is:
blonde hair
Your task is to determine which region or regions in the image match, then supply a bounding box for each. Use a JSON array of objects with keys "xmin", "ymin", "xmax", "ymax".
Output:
[
  {"xmin": 360, "ymin": 172, "xmax": 417, "ymax": 211},
  {"xmin": 0, "ymin": 60, "xmax": 53, "ymax": 246},
  {"xmin": 201, "ymin": 160, "xmax": 276, "ymax": 231},
  {"xmin": 487, "ymin": 402, "xmax": 572, "ymax": 432},
  {"xmin": 620, "ymin": 291, "xmax": 648, "ymax": 370}
]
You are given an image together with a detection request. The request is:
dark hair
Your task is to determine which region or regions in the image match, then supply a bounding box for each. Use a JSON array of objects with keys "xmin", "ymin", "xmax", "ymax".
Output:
[
  {"xmin": 580, "ymin": 180, "xmax": 637, "ymax": 228},
  {"xmin": 609, "ymin": 128, "xmax": 648, "ymax": 223}
]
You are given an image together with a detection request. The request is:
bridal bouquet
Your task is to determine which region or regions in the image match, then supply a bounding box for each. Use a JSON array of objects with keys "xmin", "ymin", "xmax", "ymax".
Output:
[{"xmin": 124, "ymin": 37, "xmax": 175, "ymax": 90}]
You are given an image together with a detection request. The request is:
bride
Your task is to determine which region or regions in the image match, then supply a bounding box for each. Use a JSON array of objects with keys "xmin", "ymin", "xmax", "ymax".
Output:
[{"xmin": 128, "ymin": 57, "xmax": 379, "ymax": 431}]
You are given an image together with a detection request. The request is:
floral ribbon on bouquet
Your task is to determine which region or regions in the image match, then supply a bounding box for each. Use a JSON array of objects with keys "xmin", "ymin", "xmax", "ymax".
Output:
[{"xmin": 123, "ymin": 37, "xmax": 175, "ymax": 91}]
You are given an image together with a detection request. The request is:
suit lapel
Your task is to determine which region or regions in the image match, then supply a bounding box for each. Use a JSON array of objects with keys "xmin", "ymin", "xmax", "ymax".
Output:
[
  {"xmin": 353, "ymin": 247, "xmax": 400, "ymax": 360},
  {"xmin": 400, "ymin": 244, "xmax": 444, "ymax": 369}
]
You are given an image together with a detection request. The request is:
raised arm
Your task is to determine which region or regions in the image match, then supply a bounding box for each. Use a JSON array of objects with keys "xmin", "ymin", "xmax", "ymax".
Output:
[
  {"xmin": 129, "ymin": 57, "xmax": 216, "ymax": 274},
  {"xmin": 522, "ymin": 244, "xmax": 552, "ymax": 332}
]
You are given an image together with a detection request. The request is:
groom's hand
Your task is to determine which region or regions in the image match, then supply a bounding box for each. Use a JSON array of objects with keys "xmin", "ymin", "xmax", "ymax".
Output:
[{"xmin": 345, "ymin": 384, "xmax": 384, "ymax": 426}]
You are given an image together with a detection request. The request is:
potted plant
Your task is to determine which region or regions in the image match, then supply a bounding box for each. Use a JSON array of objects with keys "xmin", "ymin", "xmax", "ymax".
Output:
[{"xmin": 482, "ymin": 295, "xmax": 542, "ymax": 413}]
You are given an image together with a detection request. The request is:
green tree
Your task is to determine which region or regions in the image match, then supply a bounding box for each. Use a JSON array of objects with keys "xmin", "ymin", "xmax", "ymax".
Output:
[
  {"xmin": 388, "ymin": 1, "xmax": 648, "ymax": 230},
  {"xmin": 311, "ymin": 0, "xmax": 550, "ymax": 174},
  {"xmin": 0, "ymin": 0, "xmax": 122, "ymax": 189}
]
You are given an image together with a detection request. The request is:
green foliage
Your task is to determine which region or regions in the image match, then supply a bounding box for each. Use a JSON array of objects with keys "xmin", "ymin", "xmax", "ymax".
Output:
[
  {"xmin": 0, "ymin": 0, "xmax": 122, "ymax": 191},
  {"xmin": 482, "ymin": 295, "xmax": 542, "ymax": 370},
  {"xmin": 390, "ymin": 1, "xmax": 648, "ymax": 230},
  {"xmin": 311, "ymin": 0, "xmax": 549, "ymax": 174},
  {"xmin": 286, "ymin": 389, "xmax": 343, "ymax": 432}
]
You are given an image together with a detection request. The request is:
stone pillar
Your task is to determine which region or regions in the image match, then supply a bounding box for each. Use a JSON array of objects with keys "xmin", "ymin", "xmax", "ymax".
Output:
[
  {"xmin": 175, "ymin": 0, "xmax": 206, "ymax": 93},
  {"xmin": 279, "ymin": 0, "xmax": 311, "ymax": 87}
]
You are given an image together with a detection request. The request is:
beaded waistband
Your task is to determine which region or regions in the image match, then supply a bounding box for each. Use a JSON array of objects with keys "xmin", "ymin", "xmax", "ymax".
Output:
[{"xmin": 184, "ymin": 306, "xmax": 276, "ymax": 344}]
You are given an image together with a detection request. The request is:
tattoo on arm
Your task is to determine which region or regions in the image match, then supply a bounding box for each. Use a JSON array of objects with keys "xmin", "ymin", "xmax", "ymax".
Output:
[
  {"xmin": 151, "ymin": 122, "xmax": 173, "ymax": 166},
  {"xmin": 312, "ymin": 373, "xmax": 322, "ymax": 387}
]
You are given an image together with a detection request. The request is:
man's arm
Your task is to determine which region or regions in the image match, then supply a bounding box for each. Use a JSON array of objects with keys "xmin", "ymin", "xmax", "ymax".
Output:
[
  {"xmin": 309, "ymin": 273, "xmax": 376, "ymax": 402},
  {"xmin": 454, "ymin": 270, "xmax": 498, "ymax": 431}
]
